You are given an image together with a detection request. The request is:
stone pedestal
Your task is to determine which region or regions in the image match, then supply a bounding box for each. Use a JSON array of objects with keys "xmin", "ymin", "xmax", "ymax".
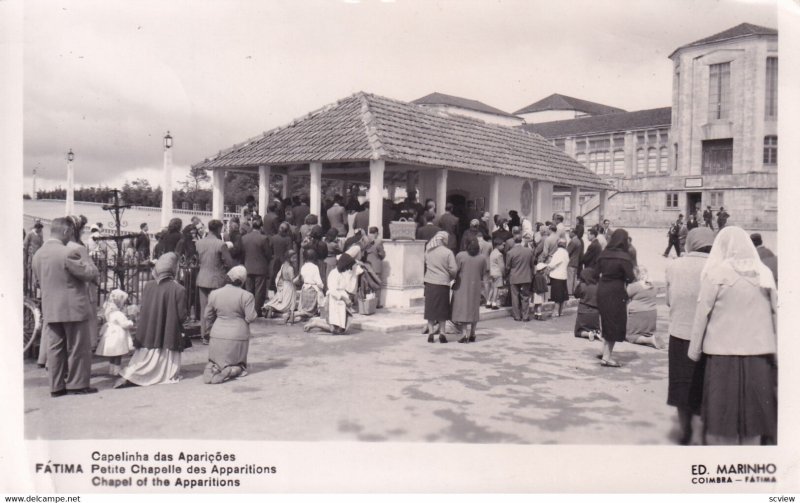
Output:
[{"xmin": 381, "ymin": 240, "xmax": 425, "ymax": 308}]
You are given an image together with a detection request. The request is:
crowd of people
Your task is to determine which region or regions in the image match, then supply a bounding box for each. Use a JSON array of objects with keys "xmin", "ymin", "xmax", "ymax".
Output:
[{"xmin": 27, "ymin": 189, "xmax": 778, "ymax": 446}]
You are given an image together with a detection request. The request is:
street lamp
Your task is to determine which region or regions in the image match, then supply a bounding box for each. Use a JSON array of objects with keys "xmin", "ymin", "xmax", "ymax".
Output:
[
  {"xmin": 65, "ymin": 149, "xmax": 75, "ymax": 216},
  {"xmin": 161, "ymin": 132, "xmax": 173, "ymax": 227}
]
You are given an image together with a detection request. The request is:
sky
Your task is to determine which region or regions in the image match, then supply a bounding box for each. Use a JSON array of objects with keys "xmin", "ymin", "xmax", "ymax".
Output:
[{"xmin": 22, "ymin": 0, "xmax": 779, "ymax": 194}]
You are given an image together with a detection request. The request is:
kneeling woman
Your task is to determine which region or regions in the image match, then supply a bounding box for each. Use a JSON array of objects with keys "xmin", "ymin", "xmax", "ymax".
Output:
[
  {"xmin": 203, "ymin": 265, "xmax": 258, "ymax": 384},
  {"xmin": 304, "ymin": 253, "xmax": 362, "ymax": 335},
  {"xmin": 625, "ymin": 266, "xmax": 661, "ymax": 349},
  {"xmin": 573, "ymin": 268, "xmax": 600, "ymax": 341}
]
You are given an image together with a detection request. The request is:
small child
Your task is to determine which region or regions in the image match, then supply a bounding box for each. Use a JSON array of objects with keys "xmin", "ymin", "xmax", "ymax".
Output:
[
  {"xmin": 487, "ymin": 239, "xmax": 505, "ymax": 310},
  {"xmin": 532, "ymin": 262, "xmax": 549, "ymax": 320},
  {"xmin": 95, "ymin": 289, "xmax": 135, "ymax": 375}
]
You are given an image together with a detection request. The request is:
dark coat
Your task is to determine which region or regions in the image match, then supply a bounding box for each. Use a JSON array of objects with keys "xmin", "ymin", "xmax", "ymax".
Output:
[
  {"xmin": 241, "ymin": 231, "xmax": 273, "ymax": 276},
  {"xmin": 437, "ymin": 212, "xmax": 460, "ymax": 251},
  {"xmin": 135, "ymin": 277, "xmax": 187, "ymax": 352},
  {"xmin": 262, "ymin": 212, "xmax": 280, "ymax": 236},
  {"xmin": 293, "ymin": 204, "xmax": 310, "ymax": 227},
  {"xmin": 353, "ymin": 209, "xmax": 370, "ymax": 232},
  {"xmin": 135, "ymin": 232, "xmax": 151, "ymax": 260},
  {"xmin": 160, "ymin": 231, "xmax": 182, "ymax": 255},
  {"xmin": 505, "ymin": 244, "xmax": 535, "ymax": 285},
  {"xmin": 582, "ymin": 239, "xmax": 602, "ymax": 270},
  {"xmin": 416, "ymin": 224, "xmax": 442, "ymax": 243},
  {"xmin": 595, "ymin": 252, "xmax": 635, "ymax": 343}
]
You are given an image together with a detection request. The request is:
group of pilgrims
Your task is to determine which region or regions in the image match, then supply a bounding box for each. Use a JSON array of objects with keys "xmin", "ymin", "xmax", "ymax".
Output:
[{"xmin": 28, "ymin": 187, "xmax": 778, "ymax": 445}]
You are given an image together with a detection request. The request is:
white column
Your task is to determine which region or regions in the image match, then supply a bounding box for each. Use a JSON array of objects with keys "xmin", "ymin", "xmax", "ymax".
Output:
[
  {"xmin": 436, "ymin": 168, "xmax": 448, "ymax": 217},
  {"xmin": 161, "ymin": 146, "xmax": 173, "ymax": 228},
  {"xmin": 258, "ymin": 165, "xmax": 271, "ymax": 216},
  {"xmin": 570, "ymin": 187, "xmax": 580, "ymax": 225},
  {"xmin": 309, "ymin": 161, "xmax": 323, "ymax": 218},
  {"xmin": 599, "ymin": 189, "xmax": 608, "ymax": 221},
  {"xmin": 212, "ymin": 168, "xmax": 225, "ymax": 220},
  {"xmin": 281, "ymin": 174, "xmax": 290, "ymax": 199},
  {"xmin": 32, "ymin": 168, "xmax": 37, "ymax": 200},
  {"xmin": 369, "ymin": 159, "xmax": 385, "ymax": 232},
  {"xmin": 65, "ymin": 158, "xmax": 74, "ymax": 216},
  {"xmin": 488, "ymin": 175, "xmax": 500, "ymax": 223}
]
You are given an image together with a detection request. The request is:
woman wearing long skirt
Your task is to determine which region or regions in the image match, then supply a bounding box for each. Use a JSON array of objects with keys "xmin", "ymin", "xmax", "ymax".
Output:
[
  {"xmin": 203, "ymin": 265, "xmax": 257, "ymax": 384},
  {"xmin": 688, "ymin": 226, "xmax": 778, "ymax": 445},
  {"xmin": 423, "ymin": 231, "xmax": 457, "ymax": 343},
  {"xmin": 303, "ymin": 253, "xmax": 362, "ymax": 335},
  {"xmin": 451, "ymin": 239, "xmax": 486, "ymax": 343},
  {"xmin": 547, "ymin": 238, "xmax": 570, "ymax": 316},
  {"xmin": 665, "ymin": 227, "xmax": 714, "ymax": 444},
  {"xmin": 595, "ymin": 229, "xmax": 635, "ymax": 367},
  {"xmin": 116, "ymin": 253, "xmax": 187, "ymax": 387},
  {"xmin": 264, "ymin": 249, "xmax": 298, "ymax": 324},
  {"xmin": 625, "ymin": 266, "xmax": 661, "ymax": 349}
]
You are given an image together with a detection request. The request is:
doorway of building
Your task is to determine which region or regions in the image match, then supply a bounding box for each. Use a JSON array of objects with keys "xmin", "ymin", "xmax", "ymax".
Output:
[{"xmin": 687, "ymin": 192, "xmax": 702, "ymax": 219}]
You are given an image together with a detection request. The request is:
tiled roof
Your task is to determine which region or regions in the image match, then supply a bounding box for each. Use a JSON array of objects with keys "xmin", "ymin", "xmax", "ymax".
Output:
[
  {"xmin": 669, "ymin": 23, "xmax": 777, "ymax": 58},
  {"xmin": 412, "ymin": 92, "xmax": 518, "ymax": 118},
  {"xmin": 194, "ymin": 92, "xmax": 609, "ymax": 190},
  {"xmin": 522, "ymin": 107, "xmax": 672, "ymax": 138},
  {"xmin": 514, "ymin": 93, "xmax": 625, "ymax": 116}
]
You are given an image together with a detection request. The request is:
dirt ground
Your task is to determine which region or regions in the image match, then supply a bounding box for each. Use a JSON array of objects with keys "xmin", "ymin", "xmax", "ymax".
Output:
[{"xmin": 23, "ymin": 301, "xmax": 684, "ymax": 444}]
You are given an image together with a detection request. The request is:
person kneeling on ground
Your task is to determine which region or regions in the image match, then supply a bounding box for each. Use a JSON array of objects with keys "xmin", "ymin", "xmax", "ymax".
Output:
[
  {"xmin": 573, "ymin": 268, "xmax": 601, "ymax": 341},
  {"xmin": 304, "ymin": 252, "xmax": 362, "ymax": 335},
  {"xmin": 203, "ymin": 265, "xmax": 257, "ymax": 384},
  {"xmin": 625, "ymin": 266, "xmax": 661, "ymax": 349}
]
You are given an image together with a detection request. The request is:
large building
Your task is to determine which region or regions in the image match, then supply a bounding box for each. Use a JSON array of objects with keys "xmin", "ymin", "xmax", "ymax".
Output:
[
  {"xmin": 514, "ymin": 93, "xmax": 626, "ymax": 124},
  {"xmin": 524, "ymin": 23, "xmax": 778, "ymax": 230}
]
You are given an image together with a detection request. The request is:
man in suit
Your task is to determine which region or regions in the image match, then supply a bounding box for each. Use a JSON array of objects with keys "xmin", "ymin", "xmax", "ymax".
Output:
[
  {"xmin": 135, "ymin": 222, "xmax": 150, "ymax": 260},
  {"xmin": 326, "ymin": 195, "xmax": 347, "ymax": 237},
  {"xmin": 751, "ymin": 233, "xmax": 778, "ymax": 285},
  {"xmin": 241, "ymin": 217, "xmax": 273, "ymax": 313},
  {"xmin": 292, "ymin": 195, "xmax": 311, "ymax": 227},
  {"xmin": 262, "ymin": 200, "xmax": 281, "ymax": 236},
  {"xmin": 703, "ymin": 205, "xmax": 714, "ymax": 230},
  {"xmin": 437, "ymin": 203, "xmax": 460, "ymax": 253},
  {"xmin": 353, "ymin": 201, "xmax": 370, "ymax": 233},
  {"xmin": 415, "ymin": 212, "xmax": 442, "ymax": 244},
  {"xmin": 32, "ymin": 217, "xmax": 100, "ymax": 396},
  {"xmin": 196, "ymin": 219, "xmax": 235, "ymax": 343},
  {"xmin": 505, "ymin": 228, "xmax": 535, "ymax": 321}
]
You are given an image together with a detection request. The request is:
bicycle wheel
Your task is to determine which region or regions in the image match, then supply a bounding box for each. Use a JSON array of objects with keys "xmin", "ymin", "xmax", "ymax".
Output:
[{"xmin": 23, "ymin": 297, "xmax": 42, "ymax": 352}]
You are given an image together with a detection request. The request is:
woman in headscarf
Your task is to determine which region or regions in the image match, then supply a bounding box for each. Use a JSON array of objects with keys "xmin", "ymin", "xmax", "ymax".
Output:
[
  {"xmin": 595, "ymin": 228, "xmax": 636, "ymax": 367},
  {"xmin": 269, "ymin": 222, "xmax": 295, "ymax": 292},
  {"xmin": 573, "ymin": 267, "xmax": 600, "ymax": 340},
  {"xmin": 451, "ymin": 239, "xmax": 486, "ymax": 343},
  {"xmin": 625, "ymin": 266, "xmax": 661, "ymax": 349},
  {"xmin": 303, "ymin": 252, "xmax": 362, "ymax": 335},
  {"xmin": 264, "ymin": 248, "xmax": 298, "ymax": 324},
  {"xmin": 203, "ymin": 265, "xmax": 257, "ymax": 384},
  {"xmin": 423, "ymin": 231, "xmax": 458, "ymax": 343},
  {"xmin": 665, "ymin": 227, "xmax": 714, "ymax": 445},
  {"xmin": 688, "ymin": 226, "xmax": 778, "ymax": 445},
  {"xmin": 116, "ymin": 252, "xmax": 187, "ymax": 387}
]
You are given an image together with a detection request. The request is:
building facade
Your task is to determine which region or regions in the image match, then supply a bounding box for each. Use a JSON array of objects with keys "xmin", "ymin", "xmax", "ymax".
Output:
[{"xmin": 524, "ymin": 23, "xmax": 778, "ymax": 230}]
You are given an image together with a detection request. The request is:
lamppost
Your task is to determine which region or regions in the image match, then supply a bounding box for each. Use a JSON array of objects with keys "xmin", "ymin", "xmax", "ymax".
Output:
[
  {"xmin": 32, "ymin": 167, "xmax": 38, "ymax": 200},
  {"xmin": 161, "ymin": 131, "xmax": 173, "ymax": 228},
  {"xmin": 65, "ymin": 149, "xmax": 75, "ymax": 216}
]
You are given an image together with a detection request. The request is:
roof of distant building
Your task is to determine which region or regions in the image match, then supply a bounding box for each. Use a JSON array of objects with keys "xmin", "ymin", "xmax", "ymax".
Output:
[
  {"xmin": 412, "ymin": 92, "xmax": 518, "ymax": 118},
  {"xmin": 669, "ymin": 22, "xmax": 777, "ymax": 58},
  {"xmin": 513, "ymin": 93, "xmax": 626, "ymax": 116},
  {"xmin": 522, "ymin": 107, "xmax": 672, "ymax": 138},
  {"xmin": 194, "ymin": 92, "xmax": 609, "ymax": 190}
]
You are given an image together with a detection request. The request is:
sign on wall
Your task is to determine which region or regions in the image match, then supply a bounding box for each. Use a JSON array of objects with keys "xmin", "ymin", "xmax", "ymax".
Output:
[{"xmin": 684, "ymin": 177, "xmax": 703, "ymax": 188}]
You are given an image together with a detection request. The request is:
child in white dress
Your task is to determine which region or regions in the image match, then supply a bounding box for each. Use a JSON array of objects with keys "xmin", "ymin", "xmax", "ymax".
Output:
[{"xmin": 95, "ymin": 289, "xmax": 135, "ymax": 375}]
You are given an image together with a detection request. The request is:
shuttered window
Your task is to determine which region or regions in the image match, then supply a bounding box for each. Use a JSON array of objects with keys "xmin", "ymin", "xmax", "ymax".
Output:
[{"xmin": 702, "ymin": 139, "xmax": 733, "ymax": 175}]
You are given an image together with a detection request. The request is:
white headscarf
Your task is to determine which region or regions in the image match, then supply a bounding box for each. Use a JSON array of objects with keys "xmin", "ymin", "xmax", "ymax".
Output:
[
  {"xmin": 103, "ymin": 289, "xmax": 128, "ymax": 319},
  {"xmin": 702, "ymin": 226, "xmax": 776, "ymax": 291}
]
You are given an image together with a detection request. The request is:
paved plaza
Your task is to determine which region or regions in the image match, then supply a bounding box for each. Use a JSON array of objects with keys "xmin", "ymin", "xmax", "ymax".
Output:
[{"xmin": 24, "ymin": 300, "xmax": 683, "ymax": 444}]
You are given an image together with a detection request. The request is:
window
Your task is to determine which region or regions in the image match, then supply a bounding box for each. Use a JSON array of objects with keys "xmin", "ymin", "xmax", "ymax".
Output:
[
  {"xmin": 666, "ymin": 193, "xmax": 679, "ymax": 208},
  {"xmin": 576, "ymin": 153, "xmax": 587, "ymax": 167},
  {"xmin": 613, "ymin": 136, "xmax": 625, "ymax": 149},
  {"xmin": 647, "ymin": 147, "xmax": 658, "ymax": 174},
  {"xmin": 554, "ymin": 138, "xmax": 565, "ymax": 151},
  {"xmin": 636, "ymin": 148, "xmax": 645, "ymax": 174},
  {"xmin": 702, "ymin": 139, "xmax": 733, "ymax": 175},
  {"xmin": 708, "ymin": 191, "xmax": 724, "ymax": 208},
  {"xmin": 613, "ymin": 149, "xmax": 625, "ymax": 175},
  {"xmin": 659, "ymin": 146, "xmax": 669, "ymax": 173},
  {"xmin": 674, "ymin": 143, "xmax": 679, "ymax": 171},
  {"xmin": 709, "ymin": 62, "xmax": 731, "ymax": 120},
  {"xmin": 766, "ymin": 57, "xmax": 778, "ymax": 119},
  {"xmin": 764, "ymin": 136, "xmax": 777, "ymax": 165}
]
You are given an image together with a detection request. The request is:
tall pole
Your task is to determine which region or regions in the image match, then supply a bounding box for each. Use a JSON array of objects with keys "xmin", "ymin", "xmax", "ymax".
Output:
[
  {"xmin": 32, "ymin": 168, "xmax": 38, "ymax": 200},
  {"xmin": 65, "ymin": 149, "xmax": 74, "ymax": 216},
  {"xmin": 161, "ymin": 131, "xmax": 173, "ymax": 228}
]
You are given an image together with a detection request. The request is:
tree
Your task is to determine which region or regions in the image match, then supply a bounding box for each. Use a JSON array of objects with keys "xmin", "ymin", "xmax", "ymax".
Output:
[{"xmin": 181, "ymin": 166, "xmax": 211, "ymax": 205}]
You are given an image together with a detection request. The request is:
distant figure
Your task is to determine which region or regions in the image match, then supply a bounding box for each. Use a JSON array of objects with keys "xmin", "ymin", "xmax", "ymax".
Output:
[
  {"xmin": 716, "ymin": 207, "xmax": 729, "ymax": 229},
  {"xmin": 135, "ymin": 222, "xmax": 150, "ymax": 260},
  {"xmin": 326, "ymin": 195, "xmax": 347, "ymax": 237},
  {"xmin": 751, "ymin": 233, "xmax": 777, "ymax": 285},
  {"xmin": 703, "ymin": 206, "xmax": 714, "ymax": 230},
  {"xmin": 664, "ymin": 215, "xmax": 684, "ymax": 258}
]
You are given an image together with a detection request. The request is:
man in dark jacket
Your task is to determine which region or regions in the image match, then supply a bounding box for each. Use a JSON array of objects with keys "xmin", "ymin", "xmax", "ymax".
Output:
[
  {"xmin": 703, "ymin": 205, "xmax": 714, "ymax": 230},
  {"xmin": 134, "ymin": 223, "xmax": 151, "ymax": 260},
  {"xmin": 717, "ymin": 207, "xmax": 730, "ymax": 229},
  {"xmin": 566, "ymin": 228, "xmax": 584, "ymax": 296},
  {"xmin": 241, "ymin": 217, "xmax": 273, "ymax": 313},
  {"xmin": 505, "ymin": 229, "xmax": 535, "ymax": 322},
  {"xmin": 751, "ymin": 233, "xmax": 777, "ymax": 285},
  {"xmin": 582, "ymin": 228, "xmax": 602, "ymax": 270},
  {"xmin": 663, "ymin": 215, "xmax": 683, "ymax": 258},
  {"xmin": 196, "ymin": 219, "xmax": 235, "ymax": 343},
  {"xmin": 262, "ymin": 200, "xmax": 281, "ymax": 236},
  {"xmin": 416, "ymin": 212, "xmax": 442, "ymax": 244},
  {"xmin": 353, "ymin": 201, "xmax": 370, "ymax": 233},
  {"xmin": 437, "ymin": 203, "xmax": 460, "ymax": 253}
]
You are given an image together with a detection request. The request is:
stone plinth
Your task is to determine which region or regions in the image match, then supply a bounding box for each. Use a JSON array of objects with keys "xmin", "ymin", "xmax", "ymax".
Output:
[{"xmin": 381, "ymin": 240, "xmax": 425, "ymax": 308}]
